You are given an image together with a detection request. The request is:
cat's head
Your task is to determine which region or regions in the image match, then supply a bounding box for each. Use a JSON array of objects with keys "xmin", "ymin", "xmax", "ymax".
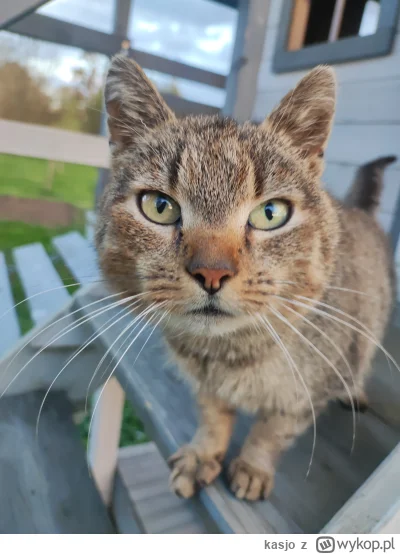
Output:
[{"xmin": 97, "ymin": 55, "xmax": 339, "ymax": 336}]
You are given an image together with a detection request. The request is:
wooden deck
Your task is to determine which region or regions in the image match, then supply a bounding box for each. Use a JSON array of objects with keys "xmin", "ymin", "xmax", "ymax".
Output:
[
  {"xmin": 76, "ymin": 285, "xmax": 400, "ymax": 534},
  {"xmin": 115, "ymin": 442, "xmax": 210, "ymax": 533}
]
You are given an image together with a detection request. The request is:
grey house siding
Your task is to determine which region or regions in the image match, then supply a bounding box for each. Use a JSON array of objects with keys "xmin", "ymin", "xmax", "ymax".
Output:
[{"xmin": 253, "ymin": 0, "xmax": 400, "ymax": 234}]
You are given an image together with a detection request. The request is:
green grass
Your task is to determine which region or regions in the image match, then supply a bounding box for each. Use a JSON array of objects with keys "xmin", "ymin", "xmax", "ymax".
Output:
[
  {"xmin": 80, "ymin": 402, "xmax": 148, "ymax": 448},
  {"xmin": 0, "ymin": 153, "xmax": 97, "ymax": 209}
]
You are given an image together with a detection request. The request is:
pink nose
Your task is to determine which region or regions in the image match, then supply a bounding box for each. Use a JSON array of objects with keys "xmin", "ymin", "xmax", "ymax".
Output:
[{"xmin": 188, "ymin": 266, "xmax": 235, "ymax": 294}]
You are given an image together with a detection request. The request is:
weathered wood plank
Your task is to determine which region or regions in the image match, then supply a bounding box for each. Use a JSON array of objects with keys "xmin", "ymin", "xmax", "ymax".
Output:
[
  {"xmin": 0, "ymin": 252, "xmax": 20, "ymax": 357},
  {"xmin": 322, "ymin": 441, "xmax": 400, "ymax": 533},
  {"xmin": 116, "ymin": 442, "xmax": 210, "ymax": 534},
  {"xmin": 52, "ymin": 231, "xmax": 100, "ymax": 285},
  {"xmin": 0, "ymin": 391, "xmax": 114, "ymax": 533},
  {"xmin": 13, "ymin": 242, "xmax": 70, "ymax": 324},
  {"xmin": 77, "ymin": 285, "xmax": 400, "ymax": 533}
]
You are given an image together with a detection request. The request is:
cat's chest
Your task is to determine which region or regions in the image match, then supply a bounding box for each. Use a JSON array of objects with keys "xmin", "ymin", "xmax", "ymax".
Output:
[{"xmin": 169, "ymin": 331, "xmax": 317, "ymax": 414}]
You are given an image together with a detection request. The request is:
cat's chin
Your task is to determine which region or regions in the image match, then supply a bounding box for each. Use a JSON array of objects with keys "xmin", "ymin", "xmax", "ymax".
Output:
[{"xmin": 165, "ymin": 312, "xmax": 253, "ymax": 337}]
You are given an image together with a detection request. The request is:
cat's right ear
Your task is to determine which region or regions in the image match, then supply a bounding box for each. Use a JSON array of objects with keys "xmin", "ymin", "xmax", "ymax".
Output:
[
  {"xmin": 263, "ymin": 65, "xmax": 336, "ymax": 157},
  {"xmin": 105, "ymin": 54, "xmax": 176, "ymax": 150}
]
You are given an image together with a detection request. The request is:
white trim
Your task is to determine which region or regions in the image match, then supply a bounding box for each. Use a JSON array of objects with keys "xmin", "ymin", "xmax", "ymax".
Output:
[{"xmin": 0, "ymin": 119, "xmax": 109, "ymax": 168}]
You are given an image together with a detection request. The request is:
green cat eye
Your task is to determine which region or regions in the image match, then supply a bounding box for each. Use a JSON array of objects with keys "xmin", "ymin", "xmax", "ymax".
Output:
[
  {"xmin": 139, "ymin": 192, "xmax": 181, "ymax": 225},
  {"xmin": 248, "ymin": 199, "xmax": 291, "ymax": 231}
]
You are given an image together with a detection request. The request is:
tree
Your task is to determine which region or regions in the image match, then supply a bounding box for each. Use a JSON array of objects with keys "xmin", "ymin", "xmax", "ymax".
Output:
[{"xmin": 0, "ymin": 62, "xmax": 58, "ymax": 125}]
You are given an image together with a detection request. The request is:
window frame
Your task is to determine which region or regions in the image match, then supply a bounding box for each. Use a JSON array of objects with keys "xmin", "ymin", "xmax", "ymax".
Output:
[{"xmin": 273, "ymin": 0, "xmax": 400, "ymax": 74}]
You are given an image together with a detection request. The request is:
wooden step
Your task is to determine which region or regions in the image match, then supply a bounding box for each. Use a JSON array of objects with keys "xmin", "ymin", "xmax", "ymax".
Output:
[{"xmin": 114, "ymin": 442, "xmax": 209, "ymax": 533}]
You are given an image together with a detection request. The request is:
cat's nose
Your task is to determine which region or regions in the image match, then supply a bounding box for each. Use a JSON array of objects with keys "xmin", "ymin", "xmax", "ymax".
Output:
[{"xmin": 187, "ymin": 265, "xmax": 236, "ymax": 294}]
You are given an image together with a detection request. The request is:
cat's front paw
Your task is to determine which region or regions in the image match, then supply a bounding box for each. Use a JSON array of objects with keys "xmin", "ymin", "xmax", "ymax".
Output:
[
  {"xmin": 228, "ymin": 457, "xmax": 275, "ymax": 501},
  {"xmin": 168, "ymin": 445, "xmax": 222, "ymax": 498}
]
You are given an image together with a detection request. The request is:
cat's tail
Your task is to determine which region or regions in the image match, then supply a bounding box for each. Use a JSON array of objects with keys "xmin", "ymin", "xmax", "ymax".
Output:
[{"xmin": 344, "ymin": 155, "xmax": 397, "ymax": 215}]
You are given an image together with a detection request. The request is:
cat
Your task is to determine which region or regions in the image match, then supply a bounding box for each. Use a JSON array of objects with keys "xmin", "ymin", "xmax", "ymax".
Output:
[{"xmin": 96, "ymin": 54, "xmax": 396, "ymax": 501}]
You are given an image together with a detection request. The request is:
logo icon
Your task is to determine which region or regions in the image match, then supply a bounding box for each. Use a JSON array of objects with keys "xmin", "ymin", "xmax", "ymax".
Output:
[{"xmin": 316, "ymin": 537, "xmax": 335, "ymax": 553}]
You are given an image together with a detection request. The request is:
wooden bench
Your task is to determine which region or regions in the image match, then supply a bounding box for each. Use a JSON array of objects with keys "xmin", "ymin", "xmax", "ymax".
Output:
[{"xmin": 1, "ymin": 228, "xmax": 400, "ymax": 533}]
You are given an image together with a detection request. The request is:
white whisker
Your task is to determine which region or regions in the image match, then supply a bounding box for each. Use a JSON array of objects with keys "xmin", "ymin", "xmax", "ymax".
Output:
[
  {"xmin": 258, "ymin": 313, "xmax": 317, "ymax": 478},
  {"xmin": 86, "ymin": 304, "xmax": 169, "ymax": 459},
  {"xmin": 84, "ymin": 301, "xmax": 159, "ymax": 410},
  {"xmin": 275, "ymin": 295, "xmax": 400, "ymax": 375},
  {"xmin": 277, "ymin": 301, "xmax": 357, "ymax": 451},
  {"xmin": 0, "ymin": 289, "xmax": 132, "ymax": 389},
  {"xmin": 35, "ymin": 299, "xmax": 145, "ymax": 435},
  {"xmin": 0, "ymin": 294, "xmax": 139, "ymax": 399}
]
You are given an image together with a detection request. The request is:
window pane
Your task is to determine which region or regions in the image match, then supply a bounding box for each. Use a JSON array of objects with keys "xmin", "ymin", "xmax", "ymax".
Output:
[
  {"xmin": 0, "ymin": 31, "xmax": 108, "ymax": 134},
  {"xmin": 38, "ymin": 0, "xmax": 116, "ymax": 34},
  {"xmin": 145, "ymin": 69, "xmax": 225, "ymax": 108},
  {"xmin": 359, "ymin": 0, "xmax": 380, "ymax": 36},
  {"xmin": 340, "ymin": 0, "xmax": 380, "ymax": 38},
  {"xmin": 128, "ymin": 0, "xmax": 238, "ymax": 76}
]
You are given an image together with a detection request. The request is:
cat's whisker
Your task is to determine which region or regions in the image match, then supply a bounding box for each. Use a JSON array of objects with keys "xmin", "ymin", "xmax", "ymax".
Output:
[
  {"xmin": 273, "ymin": 279, "xmax": 379, "ymax": 299},
  {"xmin": 279, "ymin": 300, "xmax": 358, "ymax": 403},
  {"xmin": 86, "ymin": 304, "xmax": 169, "ymax": 458},
  {"xmin": 276, "ymin": 287, "xmax": 391, "ymax": 377},
  {"xmin": 273, "ymin": 295, "xmax": 400, "ymax": 376},
  {"xmin": 35, "ymin": 298, "xmax": 146, "ymax": 436},
  {"xmin": 0, "ymin": 294, "xmax": 141, "ymax": 399},
  {"xmin": 0, "ymin": 289, "xmax": 133, "ymax": 389},
  {"xmin": 277, "ymin": 300, "xmax": 358, "ymax": 449},
  {"xmin": 269, "ymin": 304, "xmax": 357, "ymax": 443},
  {"xmin": 325, "ymin": 285, "xmax": 379, "ymax": 298},
  {"xmin": 258, "ymin": 313, "xmax": 317, "ymax": 477},
  {"xmin": 258, "ymin": 314, "xmax": 300, "ymax": 405},
  {"xmin": 0, "ymin": 280, "xmax": 104, "ymax": 324},
  {"xmin": 85, "ymin": 301, "xmax": 159, "ymax": 409},
  {"xmin": 294, "ymin": 294, "xmax": 378, "ymax": 337}
]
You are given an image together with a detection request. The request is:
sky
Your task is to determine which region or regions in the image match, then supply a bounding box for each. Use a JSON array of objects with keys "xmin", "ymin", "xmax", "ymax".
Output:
[{"xmin": 35, "ymin": 0, "xmax": 238, "ymax": 107}]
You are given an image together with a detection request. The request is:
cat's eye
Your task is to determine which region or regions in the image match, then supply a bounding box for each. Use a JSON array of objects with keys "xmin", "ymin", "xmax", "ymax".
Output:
[
  {"xmin": 248, "ymin": 199, "xmax": 291, "ymax": 231},
  {"xmin": 139, "ymin": 192, "xmax": 181, "ymax": 225}
]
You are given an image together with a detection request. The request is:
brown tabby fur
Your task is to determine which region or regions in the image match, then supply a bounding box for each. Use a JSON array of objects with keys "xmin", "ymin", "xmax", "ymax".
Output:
[{"xmin": 96, "ymin": 55, "xmax": 395, "ymax": 500}]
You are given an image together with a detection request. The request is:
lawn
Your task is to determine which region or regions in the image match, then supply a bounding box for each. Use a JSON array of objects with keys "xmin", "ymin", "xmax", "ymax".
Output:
[
  {"xmin": 0, "ymin": 155, "xmax": 147, "ymax": 447},
  {"xmin": 0, "ymin": 153, "xmax": 97, "ymax": 209}
]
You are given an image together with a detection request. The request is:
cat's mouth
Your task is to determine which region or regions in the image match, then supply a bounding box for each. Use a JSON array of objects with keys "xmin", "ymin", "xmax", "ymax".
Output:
[{"xmin": 187, "ymin": 304, "xmax": 233, "ymax": 317}]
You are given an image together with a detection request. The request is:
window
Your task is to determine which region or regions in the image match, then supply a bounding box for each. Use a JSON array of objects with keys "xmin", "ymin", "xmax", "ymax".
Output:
[
  {"xmin": 128, "ymin": 0, "xmax": 238, "ymax": 75},
  {"xmin": 38, "ymin": 0, "xmax": 116, "ymax": 34},
  {"xmin": 273, "ymin": 0, "xmax": 400, "ymax": 73}
]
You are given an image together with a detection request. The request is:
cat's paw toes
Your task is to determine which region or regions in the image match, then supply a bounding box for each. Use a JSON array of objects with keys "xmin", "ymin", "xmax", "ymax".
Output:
[
  {"xmin": 168, "ymin": 446, "xmax": 222, "ymax": 498},
  {"xmin": 228, "ymin": 458, "xmax": 274, "ymax": 501}
]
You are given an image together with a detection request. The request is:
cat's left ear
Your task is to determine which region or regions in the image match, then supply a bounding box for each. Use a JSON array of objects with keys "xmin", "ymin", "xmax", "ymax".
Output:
[
  {"xmin": 105, "ymin": 54, "xmax": 176, "ymax": 150},
  {"xmin": 263, "ymin": 65, "xmax": 336, "ymax": 157}
]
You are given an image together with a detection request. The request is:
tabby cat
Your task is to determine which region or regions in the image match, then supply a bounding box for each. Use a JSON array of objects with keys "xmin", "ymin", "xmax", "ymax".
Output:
[{"xmin": 96, "ymin": 55, "xmax": 396, "ymax": 501}]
